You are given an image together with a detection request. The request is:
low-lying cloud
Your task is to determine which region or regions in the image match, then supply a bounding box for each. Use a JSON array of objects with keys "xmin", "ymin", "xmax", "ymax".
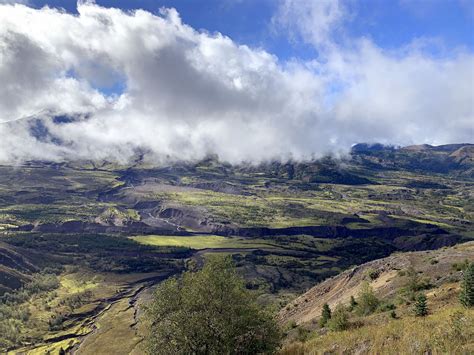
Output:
[{"xmin": 0, "ymin": 1, "xmax": 472, "ymax": 164}]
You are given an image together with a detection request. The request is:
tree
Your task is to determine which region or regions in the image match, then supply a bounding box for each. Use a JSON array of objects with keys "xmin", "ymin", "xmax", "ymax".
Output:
[
  {"xmin": 145, "ymin": 255, "xmax": 281, "ymax": 355},
  {"xmin": 459, "ymin": 262, "xmax": 474, "ymax": 308},
  {"xmin": 356, "ymin": 281, "xmax": 379, "ymax": 316},
  {"xmin": 327, "ymin": 304, "xmax": 349, "ymax": 331},
  {"xmin": 319, "ymin": 303, "xmax": 331, "ymax": 327},
  {"xmin": 414, "ymin": 293, "xmax": 428, "ymax": 317}
]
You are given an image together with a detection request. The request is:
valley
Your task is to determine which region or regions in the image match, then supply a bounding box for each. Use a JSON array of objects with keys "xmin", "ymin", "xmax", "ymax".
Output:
[{"xmin": 0, "ymin": 143, "xmax": 473, "ymax": 353}]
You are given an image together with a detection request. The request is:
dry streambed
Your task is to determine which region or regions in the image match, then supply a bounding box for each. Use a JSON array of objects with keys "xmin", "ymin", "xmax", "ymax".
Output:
[{"xmin": 13, "ymin": 272, "xmax": 172, "ymax": 355}]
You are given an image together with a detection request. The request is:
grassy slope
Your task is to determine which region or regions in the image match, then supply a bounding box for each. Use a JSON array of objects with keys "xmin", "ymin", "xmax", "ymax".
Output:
[
  {"xmin": 280, "ymin": 242, "xmax": 474, "ymax": 354},
  {"xmin": 282, "ymin": 306, "xmax": 474, "ymax": 354}
]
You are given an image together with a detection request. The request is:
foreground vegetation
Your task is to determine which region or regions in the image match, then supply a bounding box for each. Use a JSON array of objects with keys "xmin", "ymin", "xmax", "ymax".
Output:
[
  {"xmin": 282, "ymin": 306, "xmax": 474, "ymax": 354},
  {"xmin": 146, "ymin": 256, "xmax": 281, "ymax": 354}
]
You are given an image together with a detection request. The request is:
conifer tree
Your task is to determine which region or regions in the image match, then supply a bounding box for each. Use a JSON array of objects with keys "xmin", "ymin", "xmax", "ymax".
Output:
[
  {"xmin": 459, "ymin": 262, "xmax": 474, "ymax": 308},
  {"xmin": 414, "ymin": 293, "xmax": 428, "ymax": 317},
  {"xmin": 319, "ymin": 303, "xmax": 332, "ymax": 327}
]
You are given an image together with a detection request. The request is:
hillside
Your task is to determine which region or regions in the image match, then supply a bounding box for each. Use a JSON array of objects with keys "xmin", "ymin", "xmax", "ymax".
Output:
[
  {"xmin": 0, "ymin": 242, "xmax": 47, "ymax": 294},
  {"xmin": 279, "ymin": 242, "xmax": 474, "ymax": 353}
]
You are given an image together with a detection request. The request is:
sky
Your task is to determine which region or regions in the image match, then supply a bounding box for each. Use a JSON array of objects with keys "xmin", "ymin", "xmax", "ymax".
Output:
[{"xmin": 0, "ymin": 0, "xmax": 473, "ymax": 163}]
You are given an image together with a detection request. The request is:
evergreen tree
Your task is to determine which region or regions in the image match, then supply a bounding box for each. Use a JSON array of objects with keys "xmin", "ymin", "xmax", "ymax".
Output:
[
  {"xmin": 459, "ymin": 262, "xmax": 474, "ymax": 308},
  {"xmin": 319, "ymin": 303, "xmax": 332, "ymax": 327},
  {"xmin": 145, "ymin": 255, "xmax": 281, "ymax": 355},
  {"xmin": 414, "ymin": 293, "xmax": 428, "ymax": 317}
]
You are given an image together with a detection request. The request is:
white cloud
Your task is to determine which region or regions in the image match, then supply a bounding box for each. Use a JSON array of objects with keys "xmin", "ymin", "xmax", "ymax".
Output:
[
  {"xmin": 272, "ymin": 0, "xmax": 346, "ymax": 48},
  {"xmin": 0, "ymin": 1, "xmax": 472, "ymax": 164},
  {"xmin": 0, "ymin": 0, "xmax": 29, "ymax": 4}
]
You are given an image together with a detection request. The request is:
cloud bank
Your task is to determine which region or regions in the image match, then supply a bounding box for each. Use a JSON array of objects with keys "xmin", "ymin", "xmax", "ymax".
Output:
[{"xmin": 0, "ymin": 1, "xmax": 472, "ymax": 164}]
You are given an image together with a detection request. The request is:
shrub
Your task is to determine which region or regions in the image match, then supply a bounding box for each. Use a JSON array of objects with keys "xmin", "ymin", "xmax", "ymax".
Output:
[
  {"xmin": 327, "ymin": 304, "xmax": 349, "ymax": 332},
  {"xmin": 366, "ymin": 268, "xmax": 380, "ymax": 280},
  {"xmin": 348, "ymin": 295, "xmax": 357, "ymax": 311},
  {"xmin": 378, "ymin": 301, "xmax": 396, "ymax": 312},
  {"xmin": 356, "ymin": 282, "xmax": 379, "ymax": 316},
  {"xmin": 48, "ymin": 312, "xmax": 66, "ymax": 330},
  {"xmin": 452, "ymin": 259, "xmax": 470, "ymax": 272},
  {"xmin": 296, "ymin": 327, "xmax": 311, "ymax": 342},
  {"xmin": 400, "ymin": 266, "xmax": 432, "ymax": 301}
]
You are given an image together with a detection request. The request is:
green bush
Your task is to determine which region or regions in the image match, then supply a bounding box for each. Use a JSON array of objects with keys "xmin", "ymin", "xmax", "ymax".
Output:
[
  {"xmin": 366, "ymin": 268, "xmax": 380, "ymax": 280},
  {"xmin": 327, "ymin": 304, "xmax": 349, "ymax": 332},
  {"xmin": 378, "ymin": 301, "xmax": 396, "ymax": 312},
  {"xmin": 348, "ymin": 295, "xmax": 357, "ymax": 312},
  {"xmin": 400, "ymin": 266, "xmax": 432, "ymax": 301},
  {"xmin": 452, "ymin": 259, "xmax": 470, "ymax": 272},
  {"xmin": 356, "ymin": 282, "xmax": 379, "ymax": 316}
]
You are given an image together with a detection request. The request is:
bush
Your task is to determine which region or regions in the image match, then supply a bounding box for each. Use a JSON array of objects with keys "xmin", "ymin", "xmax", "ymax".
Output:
[
  {"xmin": 356, "ymin": 282, "xmax": 379, "ymax": 316},
  {"xmin": 296, "ymin": 327, "xmax": 310, "ymax": 342},
  {"xmin": 378, "ymin": 301, "xmax": 396, "ymax": 312},
  {"xmin": 452, "ymin": 259, "xmax": 470, "ymax": 272},
  {"xmin": 48, "ymin": 312, "xmax": 66, "ymax": 330},
  {"xmin": 366, "ymin": 268, "xmax": 380, "ymax": 280},
  {"xmin": 145, "ymin": 255, "xmax": 281, "ymax": 354},
  {"xmin": 348, "ymin": 295, "xmax": 357, "ymax": 312},
  {"xmin": 327, "ymin": 304, "xmax": 349, "ymax": 332},
  {"xmin": 400, "ymin": 266, "xmax": 432, "ymax": 301}
]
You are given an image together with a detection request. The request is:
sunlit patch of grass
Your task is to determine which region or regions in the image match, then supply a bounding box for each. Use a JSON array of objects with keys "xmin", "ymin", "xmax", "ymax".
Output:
[
  {"xmin": 130, "ymin": 235, "xmax": 279, "ymax": 250},
  {"xmin": 21, "ymin": 338, "xmax": 80, "ymax": 355},
  {"xmin": 59, "ymin": 274, "xmax": 100, "ymax": 294}
]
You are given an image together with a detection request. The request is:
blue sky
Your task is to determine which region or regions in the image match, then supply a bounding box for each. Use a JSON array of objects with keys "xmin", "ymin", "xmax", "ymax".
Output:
[{"xmin": 29, "ymin": 0, "xmax": 474, "ymax": 61}]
